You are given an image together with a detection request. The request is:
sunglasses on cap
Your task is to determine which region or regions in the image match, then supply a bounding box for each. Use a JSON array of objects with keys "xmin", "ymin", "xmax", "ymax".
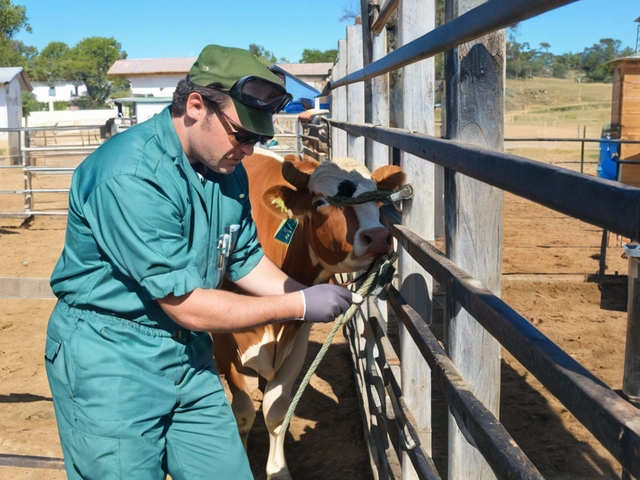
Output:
[
  {"xmin": 209, "ymin": 101, "xmax": 271, "ymax": 146},
  {"xmin": 223, "ymin": 75, "xmax": 293, "ymax": 114}
]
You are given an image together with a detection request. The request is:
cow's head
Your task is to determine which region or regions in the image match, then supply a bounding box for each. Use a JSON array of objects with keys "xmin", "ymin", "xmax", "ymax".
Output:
[{"xmin": 262, "ymin": 158, "xmax": 405, "ymax": 277}]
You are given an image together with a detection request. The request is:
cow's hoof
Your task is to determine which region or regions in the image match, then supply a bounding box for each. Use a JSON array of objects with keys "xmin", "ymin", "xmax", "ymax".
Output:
[{"xmin": 266, "ymin": 468, "xmax": 292, "ymax": 480}]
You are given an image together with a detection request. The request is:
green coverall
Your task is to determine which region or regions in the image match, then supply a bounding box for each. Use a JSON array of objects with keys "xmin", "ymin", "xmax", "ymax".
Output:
[{"xmin": 45, "ymin": 106, "xmax": 262, "ymax": 479}]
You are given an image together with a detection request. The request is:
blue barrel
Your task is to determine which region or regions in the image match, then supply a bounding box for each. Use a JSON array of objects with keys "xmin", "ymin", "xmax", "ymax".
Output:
[{"xmin": 597, "ymin": 139, "xmax": 619, "ymax": 180}]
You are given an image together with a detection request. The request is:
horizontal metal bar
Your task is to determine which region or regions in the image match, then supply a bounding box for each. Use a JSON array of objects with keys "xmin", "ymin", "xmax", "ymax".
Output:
[
  {"xmin": 22, "ymin": 146, "xmax": 98, "ymax": 152},
  {"xmin": 0, "ymin": 211, "xmax": 67, "ymax": 217},
  {"xmin": 365, "ymin": 316, "xmax": 442, "ymax": 479},
  {"xmin": 0, "ymin": 453, "xmax": 65, "ymax": 470},
  {"xmin": 0, "ymin": 166, "xmax": 75, "ymax": 172},
  {"xmin": 330, "ymin": 119, "xmax": 640, "ymax": 240},
  {"xmin": 324, "ymin": 0, "xmax": 578, "ymax": 94},
  {"xmin": 371, "ymin": 0, "xmax": 399, "ymax": 35},
  {"xmin": 505, "ymin": 137, "xmax": 640, "ymax": 144},
  {"xmin": 0, "ymin": 125, "xmax": 104, "ymax": 132},
  {"xmin": 384, "ymin": 286, "xmax": 543, "ymax": 480},
  {"xmin": 0, "ymin": 189, "xmax": 68, "ymax": 194},
  {"xmin": 385, "ymin": 220, "xmax": 640, "ymax": 476}
]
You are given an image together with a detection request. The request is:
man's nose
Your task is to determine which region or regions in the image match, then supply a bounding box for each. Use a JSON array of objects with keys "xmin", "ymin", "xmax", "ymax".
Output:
[{"xmin": 240, "ymin": 143, "xmax": 255, "ymax": 155}]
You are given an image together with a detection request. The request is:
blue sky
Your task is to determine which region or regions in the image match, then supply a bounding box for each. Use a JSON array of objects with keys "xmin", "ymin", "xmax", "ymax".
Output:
[{"xmin": 13, "ymin": 0, "xmax": 639, "ymax": 62}]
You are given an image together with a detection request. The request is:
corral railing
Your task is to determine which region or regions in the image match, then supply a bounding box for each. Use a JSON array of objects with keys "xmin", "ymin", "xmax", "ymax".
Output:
[
  {"xmin": 326, "ymin": 0, "xmax": 640, "ymax": 479},
  {"xmin": 0, "ymin": 115, "xmax": 305, "ymax": 218},
  {"xmin": 0, "ymin": 125, "xmax": 104, "ymax": 217}
]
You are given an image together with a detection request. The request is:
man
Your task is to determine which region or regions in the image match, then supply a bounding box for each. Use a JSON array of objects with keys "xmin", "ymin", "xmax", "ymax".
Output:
[{"xmin": 44, "ymin": 44, "xmax": 359, "ymax": 480}]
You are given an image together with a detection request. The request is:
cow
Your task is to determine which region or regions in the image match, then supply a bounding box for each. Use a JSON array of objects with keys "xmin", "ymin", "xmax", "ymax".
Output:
[{"xmin": 213, "ymin": 148, "xmax": 405, "ymax": 480}]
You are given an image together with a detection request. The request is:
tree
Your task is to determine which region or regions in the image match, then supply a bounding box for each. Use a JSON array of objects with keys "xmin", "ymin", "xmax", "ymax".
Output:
[
  {"xmin": 581, "ymin": 38, "xmax": 625, "ymax": 82},
  {"xmin": 29, "ymin": 41, "xmax": 71, "ymax": 82},
  {"xmin": 249, "ymin": 44, "xmax": 277, "ymax": 66},
  {"xmin": 67, "ymin": 37, "xmax": 127, "ymax": 108},
  {"xmin": 300, "ymin": 49, "xmax": 337, "ymax": 63},
  {"xmin": 0, "ymin": 0, "xmax": 36, "ymax": 68},
  {"xmin": 0, "ymin": 37, "xmax": 25, "ymax": 66},
  {"xmin": 0, "ymin": 0, "xmax": 30, "ymax": 39}
]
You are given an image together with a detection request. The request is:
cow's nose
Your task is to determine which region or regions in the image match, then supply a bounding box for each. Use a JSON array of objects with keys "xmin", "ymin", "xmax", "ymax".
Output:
[{"xmin": 358, "ymin": 227, "xmax": 392, "ymax": 255}]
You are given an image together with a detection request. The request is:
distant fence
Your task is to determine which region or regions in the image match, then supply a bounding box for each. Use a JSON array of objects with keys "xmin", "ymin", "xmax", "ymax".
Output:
[
  {"xmin": 324, "ymin": 0, "xmax": 640, "ymax": 478},
  {"xmin": 0, "ymin": 114, "xmax": 305, "ymax": 218}
]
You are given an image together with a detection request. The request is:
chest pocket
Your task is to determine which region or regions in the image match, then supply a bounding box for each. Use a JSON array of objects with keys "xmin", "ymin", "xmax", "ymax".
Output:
[{"xmin": 205, "ymin": 224, "xmax": 240, "ymax": 289}]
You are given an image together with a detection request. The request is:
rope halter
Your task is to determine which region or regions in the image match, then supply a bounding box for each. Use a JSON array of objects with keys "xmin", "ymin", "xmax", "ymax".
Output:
[{"xmin": 325, "ymin": 183, "xmax": 415, "ymax": 207}]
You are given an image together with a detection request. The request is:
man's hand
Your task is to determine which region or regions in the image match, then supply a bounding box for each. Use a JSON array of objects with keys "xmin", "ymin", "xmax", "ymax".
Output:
[{"xmin": 300, "ymin": 284, "xmax": 363, "ymax": 323}]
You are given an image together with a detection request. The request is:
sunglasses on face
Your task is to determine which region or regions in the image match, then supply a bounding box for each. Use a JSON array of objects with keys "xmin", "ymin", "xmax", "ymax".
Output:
[{"xmin": 209, "ymin": 101, "xmax": 271, "ymax": 146}]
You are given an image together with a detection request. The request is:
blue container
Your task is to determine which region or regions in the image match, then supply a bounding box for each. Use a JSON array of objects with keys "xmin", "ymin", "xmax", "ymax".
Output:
[{"xmin": 597, "ymin": 140, "xmax": 619, "ymax": 180}]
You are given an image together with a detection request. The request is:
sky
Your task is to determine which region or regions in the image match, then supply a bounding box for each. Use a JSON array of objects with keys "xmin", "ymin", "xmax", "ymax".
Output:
[{"xmin": 12, "ymin": 0, "xmax": 640, "ymax": 62}]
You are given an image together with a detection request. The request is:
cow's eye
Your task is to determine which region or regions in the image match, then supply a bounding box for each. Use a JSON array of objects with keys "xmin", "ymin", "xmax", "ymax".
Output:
[{"xmin": 313, "ymin": 198, "xmax": 330, "ymax": 210}]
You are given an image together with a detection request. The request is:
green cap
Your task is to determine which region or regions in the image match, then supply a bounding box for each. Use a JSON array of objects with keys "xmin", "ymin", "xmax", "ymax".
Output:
[{"xmin": 188, "ymin": 44, "xmax": 284, "ymax": 137}]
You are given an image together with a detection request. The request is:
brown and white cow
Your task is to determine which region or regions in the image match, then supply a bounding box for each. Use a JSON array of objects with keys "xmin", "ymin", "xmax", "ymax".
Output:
[{"xmin": 213, "ymin": 148, "xmax": 405, "ymax": 479}]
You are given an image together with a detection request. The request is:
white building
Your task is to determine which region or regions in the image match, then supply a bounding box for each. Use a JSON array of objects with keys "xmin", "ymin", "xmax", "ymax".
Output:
[
  {"xmin": 31, "ymin": 81, "xmax": 87, "ymax": 105},
  {"xmin": 108, "ymin": 57, "xmax": 194, "ymax": 122},
  {"xmin": 107, "ymin": 57, "xmax": 332, "ymax": 122},
  {"xmin": 0, "ymin": 67, "xmax": 32, "ymax": 163}
]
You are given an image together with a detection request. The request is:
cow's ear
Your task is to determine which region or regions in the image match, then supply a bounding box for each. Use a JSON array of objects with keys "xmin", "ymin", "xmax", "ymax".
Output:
[
  {"xmin": 371, "ymin": 165, "xmax": 406, "ymax": 191},
  {"xmin": 262, "ymin": 185, "xmax": 307, "ymax": 219}
]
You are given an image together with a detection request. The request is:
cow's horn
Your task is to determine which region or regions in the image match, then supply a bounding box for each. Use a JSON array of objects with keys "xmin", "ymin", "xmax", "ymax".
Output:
[{"xmin": 282, "ymin": 161, "xmax": 310, "ymax": 190}]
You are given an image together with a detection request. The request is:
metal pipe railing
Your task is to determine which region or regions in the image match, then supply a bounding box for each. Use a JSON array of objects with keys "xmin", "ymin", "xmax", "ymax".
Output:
[
  {"xmin": 330, "ymin": 118, "xmax": 640, "ymax": 240},
  {"xmin": 323, "ymin": 0, "xmax": 578, "ymax": 94}
]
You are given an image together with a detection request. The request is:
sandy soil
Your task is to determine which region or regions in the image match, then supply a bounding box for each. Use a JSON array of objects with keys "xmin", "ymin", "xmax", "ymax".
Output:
[{"xmin": 0, "ymin": 155, "xmax": 633, "ymax": 479}]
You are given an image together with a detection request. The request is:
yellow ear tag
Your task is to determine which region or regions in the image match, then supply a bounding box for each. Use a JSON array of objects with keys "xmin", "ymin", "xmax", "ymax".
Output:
[
  {"xmin": 274, "ymin": 218, "xmax": 298, "ymax": 245},
  {"xmin": 271, "ymin": 197, "xmax": 288, "ymax": 214}
]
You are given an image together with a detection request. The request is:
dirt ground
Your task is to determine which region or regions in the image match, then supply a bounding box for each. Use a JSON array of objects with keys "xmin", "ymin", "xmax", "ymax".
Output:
[{"xmin": 0, "ymin": 150, "xmax": 633, "ymax": 479}]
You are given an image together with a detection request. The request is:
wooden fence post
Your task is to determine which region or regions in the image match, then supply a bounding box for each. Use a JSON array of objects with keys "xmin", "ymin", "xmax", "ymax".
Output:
[
  {"xmin": 347, "ymin": 24, "xmax": 365, "ymax": 164},
  {"xmin": 443, "ymin": 0, "xmax": 505, "ymax": 478},
  {"xmin": 397, "ymin": 0, "xmax": 436, "ymax": 478},
  {"xmin": 369, "ymin": 18, "xmax": 390, "ymax": 171},
  {"xmin": 332, "ymin": 40, "xmax": 348, "ymax": 159}
]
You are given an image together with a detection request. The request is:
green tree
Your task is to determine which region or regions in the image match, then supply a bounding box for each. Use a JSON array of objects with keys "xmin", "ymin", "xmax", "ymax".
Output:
[
  {"xmin": 249, "ymin": 43, "xmax": 277, "ymax": 66},
  {"xmin": 21, "ymin": 89, "xmax": 43, "ymax": 116},
  {"xmin": 0, "ymin": 37, "xmax": 25, "ymax": 66},
  {"xmin": 67, "ymin": 36, "xmax": 127, "ymax": 108},
  {"xmin": 29, "ymin": 41, "xmax": 71, "ymax": 82},
  {"xmin": 580, "ymin": 38, "xmax": 632, "ymax": 82},
  {"xmin": 0, "ymin": 0, "xmax": 30, "ymax": 39},
  {"xmin": 0, "ymin": 1, "xmax": 36, "ymax": 68},
  {"xmin": 299, "ymin": 49, "xmax": 338, "ymax": 63}
]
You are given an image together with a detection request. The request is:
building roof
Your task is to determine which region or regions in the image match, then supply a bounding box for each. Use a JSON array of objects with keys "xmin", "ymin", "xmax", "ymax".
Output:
[
  {"xmin": 276, "ymin": 63, "xmax": 333, "ymax": 77},
  {"xmin": 108, "ymin": 57, "xmax": 333, "ymax": 81},
  {"xmin": 108, "ymin": 57, "xmax": 197, "ymax": 77},
  {"xmin": 608, "ymin": 52, "xmax": 640, "ymax": 65},
  {"xmin": 0, "ymin": 67, "xmax": 32, "ymax": 91}
]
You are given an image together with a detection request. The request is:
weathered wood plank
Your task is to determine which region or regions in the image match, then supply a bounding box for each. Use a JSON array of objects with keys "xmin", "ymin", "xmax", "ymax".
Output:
[
  {"xmin": 443, "ymin": 0, "xmax": 504, "ymax": 477},
  {"xmin": 397, "ymin": 0, "xmax": 435, "ymax": 479},
  {"xmin": 332, "ymin": 40, "xmax": 348, "ymax": 159},
  {"xmin": 347, "ymin": 25, "xmax": 365, "ymax": 164}
]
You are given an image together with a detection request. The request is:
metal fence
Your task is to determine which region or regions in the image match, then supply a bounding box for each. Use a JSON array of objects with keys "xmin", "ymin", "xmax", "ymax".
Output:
[{"xmin": 327, "ymin": 0, "xmax": 640, "ymax": 478}]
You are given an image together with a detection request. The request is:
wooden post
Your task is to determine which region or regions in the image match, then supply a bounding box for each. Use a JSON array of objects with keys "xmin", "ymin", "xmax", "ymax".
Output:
[
  {"xmin": 397, "ymin": 0, "xmax": 435, "ymax": 478},
  {"xmin": 332, "ymin": 40, "xmax": 348, "ymax": 159},
  {"xmin": 347, "ymin": 24, "xmax": 365, "ymax": 164},
  {"xmin": 369, "ymin": 20, "xmax": 390, "ymax": 171},
  {"xmin": 443, "ymin": 0, "xmax": 505, "ymax": 478}
]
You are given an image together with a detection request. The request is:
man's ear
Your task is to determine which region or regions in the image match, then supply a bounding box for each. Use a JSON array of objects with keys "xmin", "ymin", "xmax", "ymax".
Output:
[
  {"xmin": 371, "ymin": 165, "xmax": 406, "ymax": 191},
  {"xmin": 185, "ymin": 92, "xmax": 207, "ymax": 121},
  {"xmin": 262, "ymin": 185, "xmax": 308, "ymax": 219}
]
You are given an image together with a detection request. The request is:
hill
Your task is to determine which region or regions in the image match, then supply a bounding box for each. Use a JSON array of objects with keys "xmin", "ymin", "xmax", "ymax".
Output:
[{"xmin": 505, "ymin": 77, "xmax": 613, "ymax": 139}]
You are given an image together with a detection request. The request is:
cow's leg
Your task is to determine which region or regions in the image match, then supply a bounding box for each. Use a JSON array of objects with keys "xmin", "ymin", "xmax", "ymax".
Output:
[
  {"xmin": 213, "ymin": 333, "xmax": 257, "ymax": 451},
  {"xmin": 262, "ymin": 323, "xmax": 312, "ymax": 480},
  {"xmin": 228, "ymin": 374, "xmax": 258, "ymax": 450}
]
